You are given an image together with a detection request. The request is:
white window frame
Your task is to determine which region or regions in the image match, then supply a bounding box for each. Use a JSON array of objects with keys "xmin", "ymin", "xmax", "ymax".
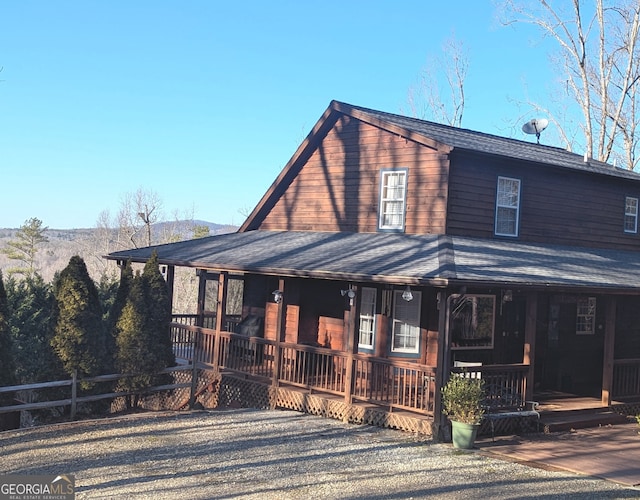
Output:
[
  {"xmin": 358, "ymin": 287, "xmax": 377, "ymax": 350},
  {"xmin": 378, "ymin": 169, "xmax": 407, "ymax": 231},
  {"xmin": 576, "ymin": 297, "xmax": 596, "ymax": 335},
  {"xmin": 495, "ymin": 176, "xmax": 521, "ymax": 237},
  {"xmin": 625, "ymin": 196, "xmax": 638, "ymax": 234},
  {"xmin": 391, "ymin": 290, "xmax": 421, "ymax": 354}
]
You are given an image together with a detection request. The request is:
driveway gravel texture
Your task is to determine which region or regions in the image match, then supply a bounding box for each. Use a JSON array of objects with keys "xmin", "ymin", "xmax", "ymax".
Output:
[{"xmin": 1, "ymin": 408, "xmax": 639, "ymax": 499}]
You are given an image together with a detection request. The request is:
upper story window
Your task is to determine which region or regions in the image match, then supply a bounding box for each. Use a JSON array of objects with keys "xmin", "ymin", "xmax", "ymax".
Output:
[
  {"xmin": 495, "ymin": 176, "xmax": 521, "ymax": 237},
  {"xmin": 625, "ymin": 196, "xmax": 638, "ymax": 233},
  {"xmin": 378, "ymin": 169, "xmax": 407, "ymax": 231},
  {"xmin": 358, "ymin": 287, "xmax": 377, "ymax": 351}
]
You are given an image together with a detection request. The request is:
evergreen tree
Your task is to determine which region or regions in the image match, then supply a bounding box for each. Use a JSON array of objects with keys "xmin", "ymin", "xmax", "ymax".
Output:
[
  {"xmin": 50, "ymin": 256, "xmax": 107, "ymax": 387},
  {"xmin": 6, "ymin": 274, "xmax": 63, "ymax": 384},
  {"xmin": 142, "ymin": 252, "xmax": 175, "ymax": 369},
  {"xmin": 107, "ymin": 261, "xmax": 133, "ymax": 368},
  {"xmin": 0, "ymin": 271, "xmax": 17, "ymax": 401},
  {"xmin": 1, "ymin": 217, "xmax": 49, "ymax": 277},
  {"xmin": 115, "ymin": 272, "xmax": 155, "ymax": 408},
  {"xmin": 97, "ymin": 269, "xmax": 126, "ymax": 373},
  {"xmin": 115, "ymin": 253, "xmax": 175, "ymax": 408}
]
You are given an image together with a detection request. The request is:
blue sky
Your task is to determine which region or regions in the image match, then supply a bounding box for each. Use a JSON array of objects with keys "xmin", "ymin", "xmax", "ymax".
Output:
[{"xmin": 0, "ymin": 1, "xmax": 555, "ymax": 229}]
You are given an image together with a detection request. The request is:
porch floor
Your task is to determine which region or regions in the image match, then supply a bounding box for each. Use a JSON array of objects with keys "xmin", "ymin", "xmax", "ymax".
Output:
[{"xmin": 534, "ymin": 391, "xmax": 633, "ymax": 432}]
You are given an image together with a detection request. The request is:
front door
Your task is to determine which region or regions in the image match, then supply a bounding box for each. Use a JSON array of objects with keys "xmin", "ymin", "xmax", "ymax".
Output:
[{"xmin": 539, "ymin": 295, "xmax": 604, "ymax": 397}]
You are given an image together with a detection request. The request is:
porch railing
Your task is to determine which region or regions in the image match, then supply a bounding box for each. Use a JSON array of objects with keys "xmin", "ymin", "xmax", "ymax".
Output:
[
  {"xmin": 278, "ymin": 343, "xmax": 348, "ymax": 395},
  {"xmin": 173, "ymin": 321, "xmax": 640, "ymax": 416},
  {"xmin": 171, "ymin": 313, "xmax": 240, "ymax": 332},
  {"xmin": 171, "ymin": 320, "xmax": 442, "ymax": 415},
  {"xmin": 612, "ymin": 358, "xmax": 640, "ymax": 400},
  {"xmin": 451, "ymin": 363, "xmax": 530, "ymax": 408},
  {"xmin": 352, "ymin": 357, "xmax": 436, "ymax": 413}
]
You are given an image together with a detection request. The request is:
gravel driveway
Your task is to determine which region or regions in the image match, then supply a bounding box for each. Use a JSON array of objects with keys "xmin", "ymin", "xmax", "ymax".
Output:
[{"xmin": 1, "ymin": 408, "xmax": 638, "ymax": 499}]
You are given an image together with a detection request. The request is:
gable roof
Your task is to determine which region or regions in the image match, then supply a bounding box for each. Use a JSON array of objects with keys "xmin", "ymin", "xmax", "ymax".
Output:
[
  {"xmin": 105, "ymin": 230, "xmax": 640, "ymax": 293},
  {"xmin": 241, "ymin": 100, "xmax": 640, "ymax": 232}
]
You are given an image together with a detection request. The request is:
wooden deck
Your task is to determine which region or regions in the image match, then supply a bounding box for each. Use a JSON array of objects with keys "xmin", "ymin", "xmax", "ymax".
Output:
[
  {"xmin": 478, "ymin": 422, "xmax": 640, "ymax": 487},
  {"xmin": 535, "ymin": 391, "xmax": 615, "ymax": 412},
  {"xmin": 535, "ymin": 391, "xmax": 633, "ymax": 432}
]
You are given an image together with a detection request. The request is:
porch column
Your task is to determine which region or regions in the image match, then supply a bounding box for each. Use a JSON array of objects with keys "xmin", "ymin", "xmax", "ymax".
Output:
[
  {"xmin": 433, "ymin": 291, "xmax": 451, "ymax": 441},
  {"xmin": 165, "ymin": 265, "xmax": 175, "ymax": 313},
  {"xmin": 343, "ymin": 285, "xmax": 358, "ymax": 406},
  {"xmin": 271, "ymin": 278, "xmax": 286, "ymax": 390},
  {"xmin": 601, "ymin": 296, "xmax": 616, "ymax": 406},
  {"xmin": 523, "ymin": 292, "xmax": 538, "ymax": 401},
  {"xmin": 211, "ymin": 272, "xmax": 228, "ymax": 372},
  {"xmin": 196, "ymin": 269, "xmax": 207, "ymax": 328}
]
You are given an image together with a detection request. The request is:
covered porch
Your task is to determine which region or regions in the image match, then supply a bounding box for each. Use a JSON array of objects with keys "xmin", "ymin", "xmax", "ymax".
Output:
[{"xmin": 106, "ymin": 231, "xmax": 640, "ymax": 436}]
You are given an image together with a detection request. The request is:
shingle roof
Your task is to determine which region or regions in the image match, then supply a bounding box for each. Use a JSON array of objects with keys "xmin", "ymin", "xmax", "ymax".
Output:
[
  {"xmin": 106, "ymin": 230, "xmax": 640, "ymax": 292},
  {"xmin": 339, "ymin": 101, "xmax": 640, "ymax": 181}
]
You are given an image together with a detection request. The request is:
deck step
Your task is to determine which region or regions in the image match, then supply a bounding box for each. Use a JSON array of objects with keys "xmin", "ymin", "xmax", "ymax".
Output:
[{"xmin": 540, "ymin": 410, "xmax": 630, "ymax": 433}]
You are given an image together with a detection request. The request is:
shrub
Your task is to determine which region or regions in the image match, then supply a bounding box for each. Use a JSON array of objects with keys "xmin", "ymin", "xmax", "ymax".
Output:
[{"xmin": 441, "ymin": 374, "xmax": 485, "ymax": 425}]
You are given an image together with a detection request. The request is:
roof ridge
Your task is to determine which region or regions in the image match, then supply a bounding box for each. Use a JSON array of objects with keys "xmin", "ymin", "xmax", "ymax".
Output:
[
  {"xmin": 332, "ymin": 100, "xmax": 636, "ymax": 178},
  {"xmin": 336, "ymin": 100, "xmax": 581, "ymax": 157}
]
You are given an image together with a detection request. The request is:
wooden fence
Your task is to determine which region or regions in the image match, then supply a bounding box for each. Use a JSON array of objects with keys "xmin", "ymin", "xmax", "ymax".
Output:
[{"xmin": 0, "ymin": 364, "xmax": 196, "ymax": 421}]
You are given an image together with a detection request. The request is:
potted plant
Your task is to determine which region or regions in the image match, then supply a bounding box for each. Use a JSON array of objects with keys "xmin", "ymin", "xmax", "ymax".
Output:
[{"xmin": 441, "ymin": 373, "xmax": 485, "ymax": 449}]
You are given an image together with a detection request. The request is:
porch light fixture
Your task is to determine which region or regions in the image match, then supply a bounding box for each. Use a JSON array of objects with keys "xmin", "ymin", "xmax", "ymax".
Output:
[
  {"xmin": 402, "ymin": 285, "xmax": 413, "ymax": 302},
  {"xmin": 272, "ymin": 290, "xmax": 283, "ymax": 304},
  {"xmin": 341, "ymin": 288, "xmax": 356, "ymax": 306}
]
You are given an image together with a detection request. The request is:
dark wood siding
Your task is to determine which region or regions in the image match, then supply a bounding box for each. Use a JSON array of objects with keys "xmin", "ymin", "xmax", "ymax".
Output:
[
  {"xmin": 447, "ymin": 150, "xmax": 640, "ymax": 251},
  {"xmin": 258, "ymin": 116, "xmax": 450, "ymax": 235}
]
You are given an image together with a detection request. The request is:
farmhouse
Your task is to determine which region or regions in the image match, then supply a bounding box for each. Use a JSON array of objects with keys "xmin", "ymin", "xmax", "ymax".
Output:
[{"xmin": 107, "ymin": 100, "xmax": 640, "ymax": 437}]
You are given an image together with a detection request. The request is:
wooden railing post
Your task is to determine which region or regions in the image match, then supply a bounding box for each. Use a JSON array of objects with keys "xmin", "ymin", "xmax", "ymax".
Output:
[
  {"xmin": 189, "ymin": 361, "xmax": 198, "ymax": 409},
  {"xmin": 70, "ymin": 369, "xmax": 77, "ymax": 421}
]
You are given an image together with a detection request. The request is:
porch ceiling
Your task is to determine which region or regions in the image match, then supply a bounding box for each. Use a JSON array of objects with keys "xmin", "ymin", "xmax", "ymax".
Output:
[{"xmin": 105, "ymin": 230, "xmax": 640, "ymax": 292}]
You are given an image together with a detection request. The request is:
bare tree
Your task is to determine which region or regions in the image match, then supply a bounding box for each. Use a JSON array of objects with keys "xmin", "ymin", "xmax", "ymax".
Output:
[
  {"xmin": 406, "ymin": 35, "xmax": 469, "ymax": 127},
  {"xmin": 500, "ymin": 0, "xmax": 640, "ymax": 170},
  {"xmin": 116, "ymin": 188, "xmax": 163, "ymax": 249}
]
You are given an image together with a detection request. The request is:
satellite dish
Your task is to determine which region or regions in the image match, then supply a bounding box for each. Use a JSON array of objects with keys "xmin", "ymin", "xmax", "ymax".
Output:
[{"xmin": 522, "ymin": 118, "xmax": 549, "ymax": 144}]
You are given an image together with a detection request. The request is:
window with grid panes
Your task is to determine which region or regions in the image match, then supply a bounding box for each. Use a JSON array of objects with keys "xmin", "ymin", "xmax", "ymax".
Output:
[
  {"xmin": 391, "ymin": 290, "xmax": 421, "ymax": 354},
  {"xmin": 625, "ymin": 197, "xmax": 638, "ymax": 233},
  {"xmin": 378, "ymin": 169, "xmax": 407, "ymax": 231},
  {"xmin": 495, "ymin": 176, "xmax": 521, "ymax": 237},
  {"xmin": 576, "ymin": 297, "xmax": 596, "ymax": 335},
  {"xmin": 358, "ymin": 287, "xmax": 376, "ymax": 350}
]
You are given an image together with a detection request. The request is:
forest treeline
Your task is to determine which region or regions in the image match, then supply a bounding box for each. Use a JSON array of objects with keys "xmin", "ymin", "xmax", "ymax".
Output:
[
  {"xmin": 0, "ymin": 214, "xmax": 234, "ymax": 422},
  {"xmin": 0, "ymin": 218, "xmax": 236, "ymax": 314}
]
